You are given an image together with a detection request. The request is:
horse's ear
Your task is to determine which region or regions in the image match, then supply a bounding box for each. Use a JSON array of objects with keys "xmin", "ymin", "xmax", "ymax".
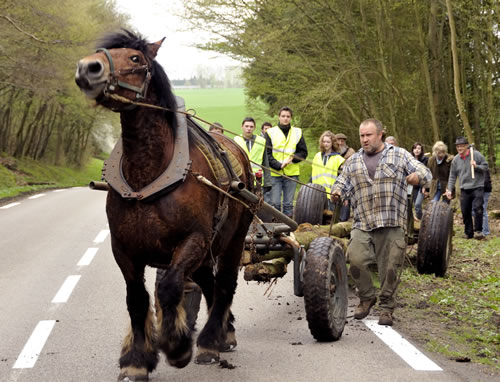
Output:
[{"xmin": 147, "ymin": 37, "xmax": 165, "ymax": 58}]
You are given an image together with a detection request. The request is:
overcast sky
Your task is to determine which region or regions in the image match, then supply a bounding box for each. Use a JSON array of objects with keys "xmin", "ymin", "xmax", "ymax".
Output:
[{"xmin": 115, "ymin": 0, "xmax": 239, "ymax": 80}]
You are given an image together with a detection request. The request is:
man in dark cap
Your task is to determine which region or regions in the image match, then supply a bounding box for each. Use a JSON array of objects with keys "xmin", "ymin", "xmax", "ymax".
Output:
[
  {"xmin": 445, "ymin": 136, "xmax": 489, "ymax": 239},
  {"xmin": 335, "ymin": 133, "xmax": 356, "ymax": 160}
]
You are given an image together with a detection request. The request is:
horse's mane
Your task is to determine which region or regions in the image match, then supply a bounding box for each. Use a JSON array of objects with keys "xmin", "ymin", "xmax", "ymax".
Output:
[{"xmin": 97, "ymin": 29, "xmax": 177, "ymax": 130}]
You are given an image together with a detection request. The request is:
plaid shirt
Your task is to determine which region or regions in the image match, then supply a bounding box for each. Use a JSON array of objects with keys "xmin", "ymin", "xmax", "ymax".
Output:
[{"xmin": 332, "ymin": 144, "xmax": 432, "ymax": 232}]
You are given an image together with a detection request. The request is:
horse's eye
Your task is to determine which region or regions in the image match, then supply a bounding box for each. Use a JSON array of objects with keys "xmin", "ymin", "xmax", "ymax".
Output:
[{"xmin": 130, "ymin": 56, "xmax": 140, "ymax": 63}]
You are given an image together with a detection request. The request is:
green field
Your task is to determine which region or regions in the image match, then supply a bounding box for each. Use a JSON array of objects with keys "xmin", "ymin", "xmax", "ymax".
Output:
[
  {"xmin": 173, "ymin": 88, "xmax": 274, "ymax": 139},
  {"xmin": 174, "ymin": 88, "xmax": 248, "ymax": 138}
]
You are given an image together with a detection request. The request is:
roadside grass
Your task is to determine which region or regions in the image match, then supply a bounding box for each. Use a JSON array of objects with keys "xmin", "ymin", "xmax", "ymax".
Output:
[
  {"xmin": 0, "ymin": 156, "xmax": 103, "ymax": 200},
  {"xmin": 398, "ymin": 235, "xmax": 500, "ymax": 369}
]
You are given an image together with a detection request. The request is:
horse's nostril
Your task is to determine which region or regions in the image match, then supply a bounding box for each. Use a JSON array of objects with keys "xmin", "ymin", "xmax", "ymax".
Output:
[{"xmin": 88, "ymin": 61, "xmax": 103, "ymax": 74}]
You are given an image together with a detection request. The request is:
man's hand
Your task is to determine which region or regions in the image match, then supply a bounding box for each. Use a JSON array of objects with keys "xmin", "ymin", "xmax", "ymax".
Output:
[
  {"xmin": 445, "ymin": 189, "xmax": 453, "ymax": 200},
  {"xmin": 280, "ymin": 155, "xmax": 294, "ymax": 168},
  {"xmin": 331, "ymin": 190, "xmax": 341, "ymax": 204},
  {"xmin": 471, "ymin": 159, "xmax": 477, "ymax": 168},
  {"xmin": 406, "ymin": 172, "xmax": 420, "ymax": 186}
]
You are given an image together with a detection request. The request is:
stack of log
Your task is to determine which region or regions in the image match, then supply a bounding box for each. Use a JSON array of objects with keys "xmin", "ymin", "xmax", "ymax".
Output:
[{"xmin": 241, "ymin": 222, "xmax": 352, "ymax": 282}]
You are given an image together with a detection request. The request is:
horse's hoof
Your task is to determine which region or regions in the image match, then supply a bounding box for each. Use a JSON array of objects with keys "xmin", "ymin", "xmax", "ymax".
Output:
[
  {"xmin": 194, "ymin": 348, "xmax": 219, "ymax": 365},
  {"xmin": 117, "ymin": 371, "xmax": 148, "ymax": 381},
  {"xmin": 167, "ymin": 348, "xmax": 192, "ymax": 369},
  {"xmin": 220, "ymin": 343, "xmax": 236, "ymax": 352},
  {"xmin": 220, "ymin": 332, "xmax": 237, "ymax": 352}
]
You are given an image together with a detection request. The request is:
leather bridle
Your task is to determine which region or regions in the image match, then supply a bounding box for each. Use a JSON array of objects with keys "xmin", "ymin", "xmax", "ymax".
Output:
[{"xmin": 96, "ymin": 47, "xmax": 151, "ymax": 101}]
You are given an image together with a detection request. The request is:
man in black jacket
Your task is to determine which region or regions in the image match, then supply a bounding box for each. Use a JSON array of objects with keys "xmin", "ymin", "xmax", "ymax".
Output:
[{"xmin": 265, "ymin": 107, "xmax": 308, "ymax": 217}]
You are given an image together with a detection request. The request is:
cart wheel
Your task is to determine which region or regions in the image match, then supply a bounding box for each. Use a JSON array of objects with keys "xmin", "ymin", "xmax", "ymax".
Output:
[
  {"xmin": 294, "ymin": 183, "xmax": 327, "ymax": 225},
  {"xmin": 417, "ymin": 201, "xmax": 454, "ymax": 277},
  {"xmin": 303, "ymin": 237, "xmax": 348, "ymax": 341}
]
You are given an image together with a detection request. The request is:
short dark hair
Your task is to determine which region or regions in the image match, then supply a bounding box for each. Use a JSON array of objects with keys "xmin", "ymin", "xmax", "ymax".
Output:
[
  {"xmin": 279, "ymin": 106, "xmax": 293, "ymax": 117},
  {"xmin": 261, "ymin": 121, "xmax": 272, "ymax": 129},
  {"xmin": 241, "ymin": 117, "xmax": 255, "ymax": 126},
  {"xmin": 209, "ymin": 122, "xmax": 223, "ymax": 131}
]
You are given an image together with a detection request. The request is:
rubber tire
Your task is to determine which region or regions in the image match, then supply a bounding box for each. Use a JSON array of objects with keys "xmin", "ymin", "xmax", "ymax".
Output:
[
  {"xmin": 303, "ymin": 237, "xmax": 348, "ymax": 341},
  {"xmin": 294, "ymin": 183, "xmax": 327, "ymax": 225},
  {"xmin": 417, "ymin": 201, "xmax": 454, "ymax": 277}
]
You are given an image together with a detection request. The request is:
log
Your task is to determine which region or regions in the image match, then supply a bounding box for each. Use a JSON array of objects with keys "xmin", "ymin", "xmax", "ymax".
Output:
[
  {"xmin": 243, "ymin": 257, "xmax": 289, "ymax": 282},
  {"xmin": 241, "ymin": 249, "xmax": 293, "ymax": 265},
  {"xmin": 296, "ymin": 221, "xmax": 352, "ymax": 238}
]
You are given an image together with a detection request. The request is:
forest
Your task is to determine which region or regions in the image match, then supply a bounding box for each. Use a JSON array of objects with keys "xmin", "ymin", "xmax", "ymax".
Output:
[
  {"xmin": 184, "ymin": 0, "xmax": 499, "ymax": 168},
  {"xmin": 0, "ymin": 0, "xmax": 127, "ymax": 166},
  {"xmin": 0, "ymin": 0, "xmax": 498, "ymax": 171}
]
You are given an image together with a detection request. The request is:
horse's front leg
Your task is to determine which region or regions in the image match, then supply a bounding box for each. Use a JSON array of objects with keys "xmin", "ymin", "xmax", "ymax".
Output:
[
  {"xmin": 155, "ymin": 232, "xmax": 207, "ymax": 368},
  {"xmin": 117, "ymin": 261, "xmax": 158, "ymax": 381},
  {"xmin": 195, "ymin": 222, "xmax": 249, "ymax": 364}
]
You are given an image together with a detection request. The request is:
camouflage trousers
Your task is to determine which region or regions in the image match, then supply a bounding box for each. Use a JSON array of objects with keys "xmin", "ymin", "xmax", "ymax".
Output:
[{"xmin": 347, "ymin": 227, "xmax": 406, "ymax": 312}]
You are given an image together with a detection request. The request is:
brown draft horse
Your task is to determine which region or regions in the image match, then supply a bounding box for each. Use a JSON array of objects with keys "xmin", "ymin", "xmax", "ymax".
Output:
[{"xmin": 75, "ymin": 30, "xmax": 254, "ymax": 381}]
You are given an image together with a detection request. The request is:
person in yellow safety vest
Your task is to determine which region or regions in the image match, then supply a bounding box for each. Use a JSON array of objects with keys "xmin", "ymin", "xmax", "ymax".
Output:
[
  {"xmin": 234, "ymin": 117, "xmax": 268, "ymax": 188},
  {"xmin": 265, "ymin": 106, "xmax": 308, "ymax": 218},
  {"xmin": 311, "ymin": 131, "xmax": 345, "ymax": 211}
]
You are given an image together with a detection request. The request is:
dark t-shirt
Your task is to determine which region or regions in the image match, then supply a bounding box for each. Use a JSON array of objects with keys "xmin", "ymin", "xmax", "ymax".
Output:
[{"xmin": 363, "ymin": 150, "xmax": 384, "ymax": 179}]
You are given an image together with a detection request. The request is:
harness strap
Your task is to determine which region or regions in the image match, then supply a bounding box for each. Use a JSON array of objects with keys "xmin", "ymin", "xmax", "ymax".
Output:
[
  {"xmin": 102, "ymin": 96, "xmax": 191, "ymax": 201},
  {"xmin": 96, "ymin": 47, "xmax": 151, "ymax": 100}
]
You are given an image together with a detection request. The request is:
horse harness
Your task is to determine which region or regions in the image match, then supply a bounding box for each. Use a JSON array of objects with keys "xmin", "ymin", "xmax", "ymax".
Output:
[
  {"xmin": 101, "ymin": 96, "xmax": 250, "ymax": 256},
  {"xmin": 102, "ymin": 97, "xmax": 192, "ymax": 202},
  {"xmin": 96, "ymin": 47, "xmax": 151, "ymax": 102}
]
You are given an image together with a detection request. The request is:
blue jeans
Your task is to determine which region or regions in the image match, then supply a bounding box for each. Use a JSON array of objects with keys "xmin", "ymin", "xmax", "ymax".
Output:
[
  {"xmin": 482, "ymin": 192, "xmax": 491, "ymax": 235},
  {"xmin": 339, "ymin": 200, "xmax": 351, "ymax": 222},
  {"xmin": 271, "ymin": 176, "xmax": 297, "ymax": 217},
  {"xmin": 412, "ymin": 186, "xmax": 424, "ymax": 219},
  {"xmin": 263, "ymin": 186, "xmax": 273, "ymax": 205},
  {"xmin": 433, "ymin": 189, "xmax": 442, "ymax": 202}
]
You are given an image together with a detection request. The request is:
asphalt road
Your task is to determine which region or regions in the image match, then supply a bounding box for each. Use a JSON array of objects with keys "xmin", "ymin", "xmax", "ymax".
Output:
[{"xmin": 0, "ymin": 188, "xmax": 494, "ymax": 381}]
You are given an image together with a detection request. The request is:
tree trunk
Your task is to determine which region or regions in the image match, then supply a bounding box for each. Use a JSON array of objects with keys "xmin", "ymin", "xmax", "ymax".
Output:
[
  {"xmin": 445, "ymin": 0, "xmax": 473, "ymax": 143},
  {"xmin": 13, "ymin": 90, "xmax": 35, "ymax": 157},
  {"xmin": 375, "ymin": 1, "xmax": 398, "ymax": 140},
  {"xmin": 485, "ymin": 10, "xmax": 497, "ymax": 172},
  {"xmin": 428, "ymin": 0, "xmax": 443, "ymax": 136},
  {"xmin": 415, "ymin": 0, "xmax": 439, "ymax": 143}
]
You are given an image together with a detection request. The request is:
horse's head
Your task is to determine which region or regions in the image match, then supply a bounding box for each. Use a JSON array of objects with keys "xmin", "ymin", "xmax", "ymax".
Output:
[{"xmin": 75, "ymin": 30, "xmax": 165, "ymax": 111}]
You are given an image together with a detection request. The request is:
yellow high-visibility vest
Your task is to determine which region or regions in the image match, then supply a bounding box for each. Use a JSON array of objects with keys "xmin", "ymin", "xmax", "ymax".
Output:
[
  {"xmin": 234, "ymin": 135, "xmax": 266, "ymax": 174},
  {"xmin": 267, "ymin": 126, "xmax": 302, "ymax": 176},
  {"xmin": 311, "ymin": 152, "xmax": 345, "ymax": 199}
]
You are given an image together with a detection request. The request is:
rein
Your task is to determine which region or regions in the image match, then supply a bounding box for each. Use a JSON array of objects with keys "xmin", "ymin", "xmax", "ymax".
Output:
[
  {"xmin": 106, "ymin": 93, "xmax": 333, "ymax": 198},
  {"xmin": 96, "ymin": 48, "xmax": 151, "ymax": 100}
]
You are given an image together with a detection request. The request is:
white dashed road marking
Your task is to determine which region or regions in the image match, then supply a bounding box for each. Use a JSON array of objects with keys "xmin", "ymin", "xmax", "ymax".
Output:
[
  {"xmin": 93, "ymin": 229, "xmax": 110, "ymax": 243},
  {"xmin": 0, "ymin": 202, "xmax": 21, "ymax": 209},
  {"xmin": 28, "ymin": 194, "xmax": 46, "ymax": 199},
  {"xmin": 12, "ymin": 320, "xmax": 56, "ymax": 369},
  {"xmin": 51, "ymin": 275, "xmax": 81, "ymax": 303},
  {"xmin": 77, "ymin": 248, "xmax": 99, "ymax": 266},
  {"xmin": 364, "ymin": 320, "xmax": 442, "ymax": 371}
]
